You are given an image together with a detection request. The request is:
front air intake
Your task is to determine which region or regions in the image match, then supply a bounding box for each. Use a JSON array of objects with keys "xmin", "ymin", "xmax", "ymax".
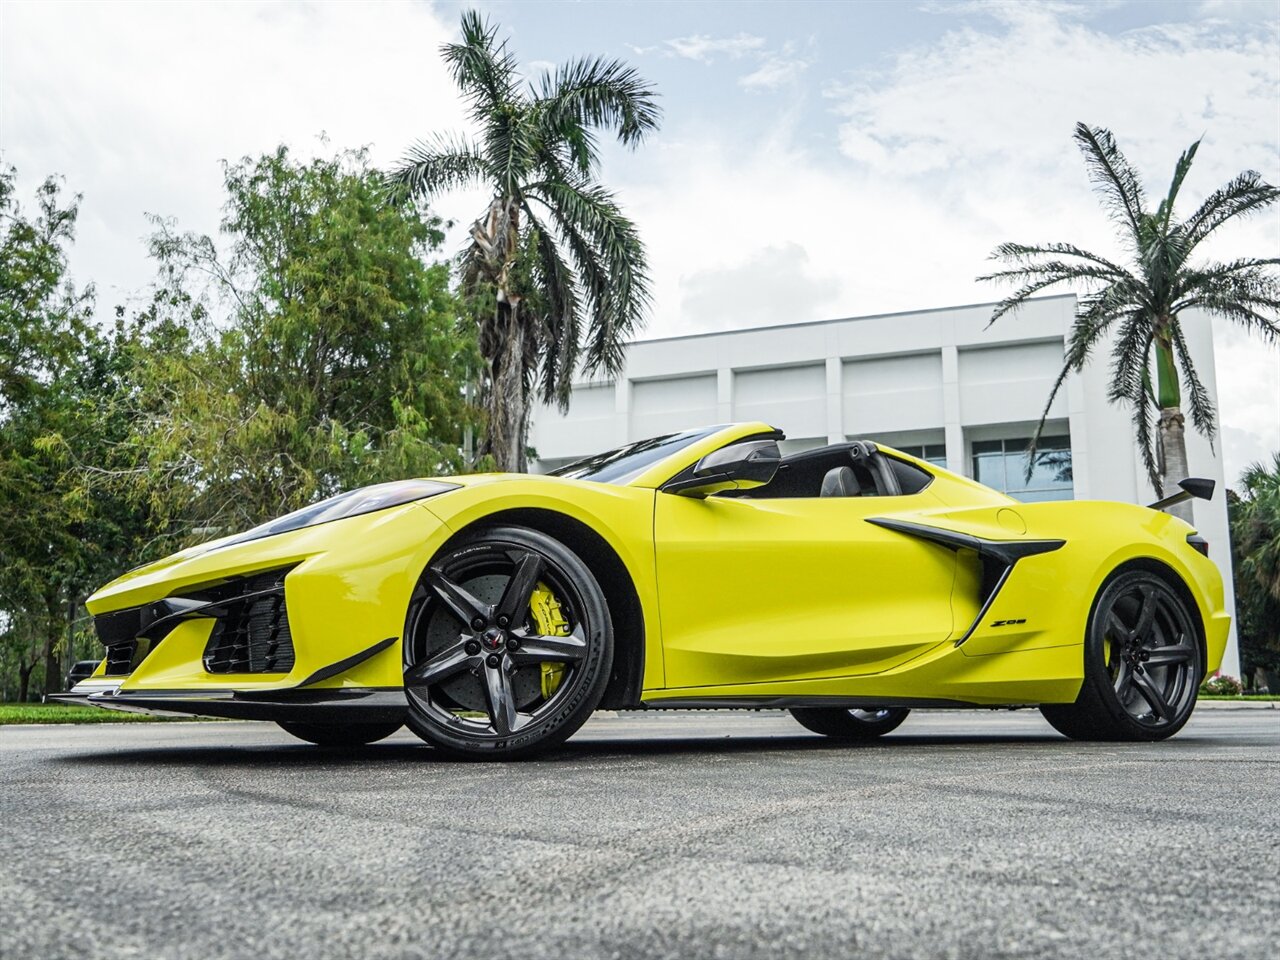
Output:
[{"xmin": 195, "ymin": 567, "xmax": 297, "ymax": 674}]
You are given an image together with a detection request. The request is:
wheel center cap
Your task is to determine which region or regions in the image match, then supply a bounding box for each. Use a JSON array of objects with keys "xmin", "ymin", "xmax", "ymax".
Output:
[{"xmin": 481, "ymin": 627, "xmax": 506, "ymax": 651}]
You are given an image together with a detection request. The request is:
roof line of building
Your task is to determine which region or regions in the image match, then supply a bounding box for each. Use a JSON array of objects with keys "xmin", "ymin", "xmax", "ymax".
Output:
[{"xmin": 628, "ymin": 293, "xmax": 1078, "ymax": 348}]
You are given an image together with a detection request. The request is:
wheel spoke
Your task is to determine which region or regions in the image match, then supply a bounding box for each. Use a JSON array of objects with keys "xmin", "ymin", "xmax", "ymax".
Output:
[
  {"xmin": 482, "ymin": 657, "xmax": 521, "ymax": 735},
  {"xmin": 405, "ymin": 640, "xmax": 476, "ymax": 686},
  {"xmin": 1144, "ymin": 644, "xmax": 1193, "ymax": 667},
  {"xmin": 1114, "ymin": 661, "xmax": 1134, "ymax": 701},
  {"xmin": 1131, "ymin": 585, "xmax": 1157, "ymax": 641},
  {"xmin": 1132, "ymin": 670, "xmax": 1173, "ymax": 722},
  {"xmin": 494, "ymin": 551, "xmax": 542, "ymax": 626},
  {"xmin": 426, "ymin": 568, "xmax": 491, "ymax": 626},
  {"xmin": 509, "ymin": 624, "xmax": 588, "ymax": 666},
  {"xmin": 1106, "ymin": 611, "xmax": 1133, "ymax": 643}
]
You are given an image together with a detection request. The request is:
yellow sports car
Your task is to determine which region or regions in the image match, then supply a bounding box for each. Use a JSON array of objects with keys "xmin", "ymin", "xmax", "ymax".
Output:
[{"xmin": 56, "ymin": 422, "xmax": 1228, "ymax": 757}]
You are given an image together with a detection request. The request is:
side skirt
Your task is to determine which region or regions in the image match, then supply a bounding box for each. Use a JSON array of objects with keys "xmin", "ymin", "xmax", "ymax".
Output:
[{"xmin": 636, "ymin": 696, "xmax": 988, "ymax": 710}]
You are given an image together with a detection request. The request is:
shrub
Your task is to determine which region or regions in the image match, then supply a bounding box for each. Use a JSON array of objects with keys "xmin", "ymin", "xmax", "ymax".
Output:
[{"xmin": 1199, "ymin": 673, "xmax": 1244, "ymax": 697}]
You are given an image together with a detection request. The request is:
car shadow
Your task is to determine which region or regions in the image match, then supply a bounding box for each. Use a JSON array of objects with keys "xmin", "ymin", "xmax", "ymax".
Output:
[{"xmin": 45, "ymin": 729, "xmax": 1103, "ymax": 770}]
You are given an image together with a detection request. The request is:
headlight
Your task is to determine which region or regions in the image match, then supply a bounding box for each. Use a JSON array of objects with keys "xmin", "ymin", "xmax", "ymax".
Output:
[{"xmin": 219, "ymin": 479, "xmax": 458, "ymax": 548}]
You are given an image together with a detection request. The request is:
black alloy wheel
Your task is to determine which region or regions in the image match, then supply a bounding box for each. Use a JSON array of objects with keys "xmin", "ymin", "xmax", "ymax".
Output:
[
  {"xmin": 1041, "ymin": 569, "xmax": 1202, "ymax": 742},
  {"xmin": 789, "ymin": 706, "xmax": 910, "ymax": 741},
  {"xmin": 276, "ymin": 721, "xmax": 403, "ymax": 747},
  {"xmin": 402, "ymin": 526, "xmax": 613, "ymax": 759}
]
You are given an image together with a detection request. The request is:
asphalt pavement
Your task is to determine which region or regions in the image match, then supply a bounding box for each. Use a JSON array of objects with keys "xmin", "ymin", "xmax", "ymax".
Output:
[{"xmin": 2, "ymin": 708, "xmax": 1277, "ymax": 960}]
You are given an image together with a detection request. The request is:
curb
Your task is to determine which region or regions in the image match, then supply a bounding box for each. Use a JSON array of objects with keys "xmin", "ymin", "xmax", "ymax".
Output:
[{"xmin": 1195, "ymin": 700, "xmax": 1279, "ymax": 710}]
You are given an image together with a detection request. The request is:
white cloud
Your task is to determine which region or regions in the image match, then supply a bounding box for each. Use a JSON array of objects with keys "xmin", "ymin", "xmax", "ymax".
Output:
[
  {"xmin": 679, "ymin": 243, "xmax": 840, "ymax": 330},
  {"xmin": 664, "ymin": 33, "xmax": 766, "ymax": 63},
  {"xmin": 739, "ymin": 55, "xmax": 809, "ymax": 92},
  {"xmin": 0, "ymin": 0, "xmax": 481, "ymax": 306}
]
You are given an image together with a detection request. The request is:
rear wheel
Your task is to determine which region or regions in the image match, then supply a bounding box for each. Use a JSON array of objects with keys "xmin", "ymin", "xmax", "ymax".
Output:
[
  {"xmin": 276, "ymin": 721, "xmax": 402, "ymax": 747},
  {"xmin": 1041, "ymin": 569, "xmax": 1202, "ymax": 742},
  {"xmin": 789, "ymin": 706, "xmax": 909, "ymax": 741},
  {"xmin": 402, "ymin": 526, "xmax": 613, "ymax": 759}
]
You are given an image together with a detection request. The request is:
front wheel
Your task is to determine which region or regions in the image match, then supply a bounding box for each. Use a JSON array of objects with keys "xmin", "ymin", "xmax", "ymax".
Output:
[
  {"xmin": 276, "ymin": 721, "xmax": 403, "ymax": 747},
  {"xmin": 1040, "ymin": 569, "xmax": 1202, "ymax": 742},
  {"xmin": 402, "ymin": 526, "xmax": 614, "ymax": 759},
  {"xmin": 789, "ymin": 706, "xmax": 909, "ymax": 741}
]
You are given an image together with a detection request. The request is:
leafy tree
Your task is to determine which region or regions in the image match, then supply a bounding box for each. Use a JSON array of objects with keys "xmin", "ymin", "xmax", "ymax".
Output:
[
  {"xmin": 979, "ymin": 123, "xmax": 1279, "ymax": 519},
  {"xmin": 1230, "ymin": 454, "xmax": 1280, "ymax": 685},
  {"xmin": 389, "ymin": 10, "xmax": 660, "ymax": 471},
  {"xmin": 0, "ymin": 167, "xmax": 142, "ymax": 699},
  {"xmin": 113, "ymin": 146, "xmax": 476, "ymax": 542}
]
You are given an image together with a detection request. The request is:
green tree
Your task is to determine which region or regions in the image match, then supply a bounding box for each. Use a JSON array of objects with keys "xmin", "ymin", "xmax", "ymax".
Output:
[
  {"xmin": 979, "ymin": 123, "xmax": 1279, "ymax": 519},
  {"xmin": 388, "ymin": 10, "xmax": 660, "ymax": 471},
  {"xmin": 114, "ymin": 145, "xmax": 476, "ymax": 542},
  {"xmin": 1231, "ymin": 454, "xmax": 1280, "ymax": 686},
  {"xmin": 0, "ymin": 167, "xmax": 143, "ymax": 700}
]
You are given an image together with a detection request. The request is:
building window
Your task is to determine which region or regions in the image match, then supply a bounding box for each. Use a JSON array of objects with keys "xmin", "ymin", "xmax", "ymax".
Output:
[
  {"xmin": 896, "ymin": 443, "xmax": 948, "ymax": 468},
  {"xmin": 972, "ymin": 436, "xmax": 1073, "ymax": 502}
]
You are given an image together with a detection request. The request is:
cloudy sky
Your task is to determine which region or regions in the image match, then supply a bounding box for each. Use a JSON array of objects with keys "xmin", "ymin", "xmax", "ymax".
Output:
[{"xmin": 2, "ymin": 0, "xmax": 1277, "ymax": 481}]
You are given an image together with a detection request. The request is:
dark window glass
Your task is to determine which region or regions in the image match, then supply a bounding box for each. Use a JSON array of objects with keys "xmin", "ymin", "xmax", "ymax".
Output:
[
  {"xmin": 891, "ymin": 442, "xmax": 948, "ymax": 467},
  {"xmin": 550, "ymin": 426, "xmax": 725, "ymax": 485},
  {"xmin": 971, "ymin": 436, "xmax": 1073, "ymax": 502},
  {"xmin": 888, "ymin": 457, "xmax": 933, "ymax": 494}
]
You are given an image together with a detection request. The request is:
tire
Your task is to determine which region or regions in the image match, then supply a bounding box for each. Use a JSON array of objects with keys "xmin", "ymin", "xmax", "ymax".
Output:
[
  {"xmin": 402, "ymin": 525, "xmax": 614, "ymax": 759},
  {"xmin": 276, "ymin": 720, "xmax": 403, "ymax": 747},
  {"xmin": 1040, "ymin": 569, "xmax": 1202, "ymax": 742},
  {"xmin": 789, "ymin": 706, "xmax": 909, "ymax": 741}
]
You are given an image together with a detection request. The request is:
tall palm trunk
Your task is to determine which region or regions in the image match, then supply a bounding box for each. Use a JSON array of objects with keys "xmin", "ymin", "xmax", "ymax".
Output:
[
  {"xmin": 485, "ymin": 298, "xmax": 526, "ymax": 472},
  {"xmin": 469, "ymin": 196, "xmax": 528, "ymax": 472}
]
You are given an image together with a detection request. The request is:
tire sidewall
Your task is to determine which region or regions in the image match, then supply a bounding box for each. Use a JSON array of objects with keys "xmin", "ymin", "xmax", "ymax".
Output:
[
  {"xmin": 404, "ymin": 526, "xmax": 614, "ymax": 759},
  {"xmin": 1082, "ymin": 569, "xmax": 1202, "ymax": 741}
]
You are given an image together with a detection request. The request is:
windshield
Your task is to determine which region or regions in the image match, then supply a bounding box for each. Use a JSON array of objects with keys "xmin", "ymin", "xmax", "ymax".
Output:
[{"xmin": 549, "ymin": 426, "xmax": 725, "ymax": 485}]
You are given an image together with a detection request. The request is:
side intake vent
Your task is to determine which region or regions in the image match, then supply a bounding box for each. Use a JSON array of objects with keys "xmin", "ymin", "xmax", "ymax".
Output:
[{"xmin": 196, "ymin": 568, "xmax": 296, "ymax": 674}]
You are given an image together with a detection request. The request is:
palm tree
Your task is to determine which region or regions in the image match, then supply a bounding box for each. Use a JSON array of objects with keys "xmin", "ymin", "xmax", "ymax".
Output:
[
  {"xmin": 389, "ymin": 11, "xmax": 660, "ymax": 471},
  {"xmin": 1231, "ymin": 454, "xmax": 1280, "ymax": 688},
  {"xmin": 979, "ymin": 123, "xmax": 1279, "ymax": 519}
]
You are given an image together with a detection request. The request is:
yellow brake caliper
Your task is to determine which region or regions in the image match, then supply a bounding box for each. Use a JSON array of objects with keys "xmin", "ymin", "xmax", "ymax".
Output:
[{"xmin": 529, "ymin": 582, "xmax": 570, "ymax": 699}]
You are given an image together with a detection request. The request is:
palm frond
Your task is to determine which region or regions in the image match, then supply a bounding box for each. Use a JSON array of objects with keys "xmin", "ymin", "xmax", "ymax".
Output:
[
  {"xmin": 1181, "ymin": 170, "xmax": 1279, "ymax": 250},
  {"xmin": 522, "ymin": 207, "xmax": 582, "ymax": 408},
  {"xmin": 535, "ymin": 56, "xmax": 662, "ymax": 165},
  {"xmin": 526, "ymin": 178, "xmax": 650, "ymax": 373},
  {"xmin": 1169, "ymin": 321, "xmax": 1217, "ymax": 442},
  {"xmin": 987, "ymin": 242, "xmax": 1134, "ymax": 276},
  {"xmin": 1155, "ymin": 137, "xmax": 1200, "ymax": 232},
  {"xmin": 442, "ymin": 10, "xmax": 521, "ymax": 121},
  {"xmin": 1174, "ymin": 269, "xmax": 1280, "ymax": 343},
  {"xmin": 385, "ymin": 134, "xmax": 490, "ymax": 200},
  {"xmin": 1073, "ymin": 123, "xmax": 1148, "ymax": 247},
  {"xmin": 1114, "ymin": 331, "xmax": 1162, "ymax": 493},
  {"xmin": 979, "ymin": 263, "xmax": 1142, "ymax": 327}
]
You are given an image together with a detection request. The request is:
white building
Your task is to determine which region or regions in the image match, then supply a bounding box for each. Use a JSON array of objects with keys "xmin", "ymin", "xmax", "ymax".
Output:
[{"xmin": 529, "ymin": 293, "xmax": 1240, "ymax": 676}]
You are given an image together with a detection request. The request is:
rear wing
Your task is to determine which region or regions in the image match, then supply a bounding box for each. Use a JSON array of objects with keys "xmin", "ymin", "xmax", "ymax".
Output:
[{"xmin": 1148, "ymin": 477, "xmax": 1215, "ymax": 513}]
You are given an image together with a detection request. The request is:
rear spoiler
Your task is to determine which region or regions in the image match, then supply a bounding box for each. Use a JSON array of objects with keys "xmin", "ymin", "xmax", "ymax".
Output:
[{"xmin": 1148, "ymin": 477, "xmax": 1215, "ymax": 512}]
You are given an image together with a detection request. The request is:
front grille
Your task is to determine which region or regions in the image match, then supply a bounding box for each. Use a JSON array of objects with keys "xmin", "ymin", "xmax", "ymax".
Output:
[{"xmin": 198, "ymin": 568, "xmax": 296, "ymax": 674}]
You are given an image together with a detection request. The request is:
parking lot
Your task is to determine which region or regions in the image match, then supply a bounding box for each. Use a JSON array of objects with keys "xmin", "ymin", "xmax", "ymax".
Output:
[{"xmin": 2, "ymin": 708, "xmax": 1276, "ymax": 959}]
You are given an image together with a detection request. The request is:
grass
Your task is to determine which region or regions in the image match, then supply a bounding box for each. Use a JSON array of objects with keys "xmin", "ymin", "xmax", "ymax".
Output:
[
  {"xmin": 1201, "ymin": 694, "xmax": 1280, "ymax": 701},
  {"xmin": 0, "ymin": 703, "xmax": 208, "ymax": 725}
]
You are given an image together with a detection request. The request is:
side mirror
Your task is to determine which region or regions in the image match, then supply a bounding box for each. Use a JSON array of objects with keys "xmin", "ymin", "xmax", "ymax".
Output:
[
  {"xmin": 665, "ymin": 439, "xmax": 782, "ymax": 498},
  {"xmin": 1148, "ymin": 477, "xmax": 1215, "ymax": 512}
]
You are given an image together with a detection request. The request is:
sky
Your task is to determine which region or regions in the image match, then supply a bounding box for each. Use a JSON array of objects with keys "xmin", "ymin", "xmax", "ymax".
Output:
[{"xmin": 2, "ymin": 0, "xmax": 1277, "ymax": 483}]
